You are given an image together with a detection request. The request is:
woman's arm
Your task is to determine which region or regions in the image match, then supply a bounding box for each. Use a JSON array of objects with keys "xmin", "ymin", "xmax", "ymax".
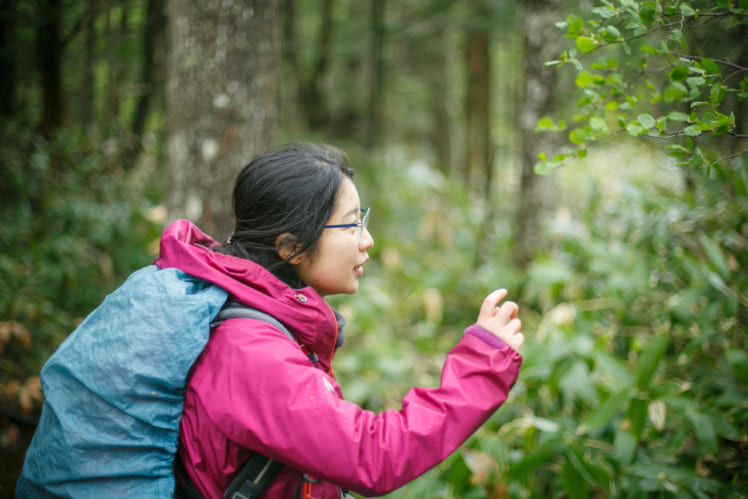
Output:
[{"xmin": 191, "ymin": 319, "xmax": 522, "ymax": 496}]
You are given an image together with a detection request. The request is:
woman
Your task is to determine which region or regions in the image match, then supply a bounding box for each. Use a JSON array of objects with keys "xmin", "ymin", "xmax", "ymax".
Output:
[{"xmin": 160, "ymin": 143, "xmax": 524, "ymax": 498}]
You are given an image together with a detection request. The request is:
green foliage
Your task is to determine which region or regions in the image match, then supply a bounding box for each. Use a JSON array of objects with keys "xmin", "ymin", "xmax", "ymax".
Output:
[
  {"xmin": 536, "ymin": 1, "xmax": 748, "ymax": 174},
  {"xmin": 0, "ymin": 122, "xmax": 162, "ymax": 416},
  {"xmin": 332, "ymin": 144, "xmax": 747, "ymax": 498}
]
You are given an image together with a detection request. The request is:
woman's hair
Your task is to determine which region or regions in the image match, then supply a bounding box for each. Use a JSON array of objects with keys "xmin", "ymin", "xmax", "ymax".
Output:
[{"xmin": 222, "ymin": 142, "xmax": 355, "ymax": 288}]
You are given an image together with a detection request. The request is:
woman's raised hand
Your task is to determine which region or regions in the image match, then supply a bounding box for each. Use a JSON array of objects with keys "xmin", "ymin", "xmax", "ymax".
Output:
[{"xmin": 476, "ymin": 289, "xmax": 524, "ymax": 351}]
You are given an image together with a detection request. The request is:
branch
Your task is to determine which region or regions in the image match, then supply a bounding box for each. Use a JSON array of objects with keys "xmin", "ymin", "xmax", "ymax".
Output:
[
  {"xmin": 674, "ymin": 53, "xmax": 748, "ymax": 73},
  {"xmin": 707, "ymin": 146, "xmax": 748, "ymax": 168},
  {"xmin": 580, "ymin": 10, "xmax": 738, "ymax": 57}
]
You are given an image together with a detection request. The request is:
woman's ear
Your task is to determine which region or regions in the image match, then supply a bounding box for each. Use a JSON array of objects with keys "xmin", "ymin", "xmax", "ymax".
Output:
[{"xmin": 275, "ymin": 233, "xmax": 304, "ymax": 264}]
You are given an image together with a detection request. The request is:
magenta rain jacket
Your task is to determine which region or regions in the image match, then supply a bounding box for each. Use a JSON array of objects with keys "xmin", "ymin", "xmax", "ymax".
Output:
[{"xmin": 155, "ymin": 220, "xmax": 523, "ymax": 499}]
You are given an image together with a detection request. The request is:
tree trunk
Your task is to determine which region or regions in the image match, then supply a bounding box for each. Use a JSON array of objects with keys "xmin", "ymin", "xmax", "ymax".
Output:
[
  {"xmin": 427, "ymin": 23, "xmax": 454, "ymax": 174},
  {"xmin": 126, "ymin": 0, "xmax": 166, "ymax": 165},
  {"xmin": 464, "ymin": 26, "xmax": 492, "ymax": 195},
  {"xmin": 279, "ymin": 0, "xmax": 300, "ymax": 131},
  {"xmin": 79, "ymin": 0, "xmax": 97, "ymax": 127},
  {"xmin": 0, "ymin": 0, "xmax": 18, "ymax": 116},
  {"xmin": 105, "ymin": 0, "xmax": 129, "ymax": 124},
  {"xmin": 365, "ymin": 0, "xmax": 385, "ymax": 150},
  {"xmin": 36, "ymin": 0, "xmax": 66, "ymax": 137},
  {"xmin": 300, "ymin": 0, "xmax": 333, "ymax": 129},
  {"xmin": 512, "ymin": 0, "xmax": 561, "ymax": 269},
  {"xmin": 166, "ymin": 0, "xmax": 280, "ymax": 239}
]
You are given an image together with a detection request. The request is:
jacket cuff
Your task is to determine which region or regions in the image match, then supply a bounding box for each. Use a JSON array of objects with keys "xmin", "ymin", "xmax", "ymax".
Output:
[{"xmin": 464, "ymin": 324, "xmax": 510, "ymax": 350}]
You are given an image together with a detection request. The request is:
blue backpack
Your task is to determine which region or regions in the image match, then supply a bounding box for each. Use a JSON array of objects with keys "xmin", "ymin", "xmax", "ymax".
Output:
[{"xmin": 16, "ymin": 265, "xmax": 288, "ymax": 499}]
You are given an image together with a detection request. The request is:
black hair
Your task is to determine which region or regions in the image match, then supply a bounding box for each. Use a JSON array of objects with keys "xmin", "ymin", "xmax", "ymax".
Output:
[{"xmin": 221, "ymin": 142, "xmax": 355, "ymax": 288}]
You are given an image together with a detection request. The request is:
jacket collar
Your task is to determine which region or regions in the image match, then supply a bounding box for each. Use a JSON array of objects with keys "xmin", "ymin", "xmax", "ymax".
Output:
[{"xmin": 154, "ymin": 219, "xmax": 343, "ymax": 370}]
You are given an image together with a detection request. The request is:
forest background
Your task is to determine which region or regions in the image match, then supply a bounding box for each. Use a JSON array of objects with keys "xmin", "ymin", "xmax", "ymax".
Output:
[{"xmin": 1, "ymin": 0, "xmax": 747, "ymax": 497}]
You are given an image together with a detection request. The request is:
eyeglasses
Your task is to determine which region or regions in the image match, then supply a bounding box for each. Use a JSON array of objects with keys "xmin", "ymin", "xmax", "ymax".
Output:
[{"xmin": 323, "ymin": 208, "xmax": 370, "ymax": 243}]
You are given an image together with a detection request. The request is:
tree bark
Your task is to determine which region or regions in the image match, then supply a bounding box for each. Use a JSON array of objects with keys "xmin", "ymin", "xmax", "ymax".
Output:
[
  {"xmin": 464, "ymin": 26, "xmax": 492, "ymax": 194},
  {"xmin": 0, "ymin": 0, "xmax": 18, "ymax": 116},
  {"xmin": 430, "ymin": 31, "xmax": 453, "ymax": 175},
  {"xmin": 36, "ymin": 0, "xmax": 66, "ymax": 136},
  {"xmin": 299, "ymin": 0, "xmax": 333, "ymax": 129},
  {"xmin": 166, "ymin": 0, "xmax": 280, "ymax": 239},
  {"xmin": 512, "ymin": 0, "xmax": 561, "ymax": 269},
  {"xmin": 364, "ymin": 0, "xmax": 386, "ymax": 150},
  {"xmin": 79, "ymin": 0, "xmax": 97, "ymax": 127},
  {"xmin": 126, "ymin": 0, "xmax": 166, "ymax": 165}
]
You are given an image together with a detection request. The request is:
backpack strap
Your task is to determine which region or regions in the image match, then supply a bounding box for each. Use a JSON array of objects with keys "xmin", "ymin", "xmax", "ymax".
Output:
[
  {"xmin": 224, "ymin": 453, "xmax": 285, "ymax": 499},
  {"xmin": 211, "ymin": 301, "xmax": 294, "ymax": 341},
  {"xmin": 215, "ymin": 302, "xmax": 294, "ymax": 499},
  {"xmin": 178, "ymin": 302, "xmax": 294, "ymax": 499}
]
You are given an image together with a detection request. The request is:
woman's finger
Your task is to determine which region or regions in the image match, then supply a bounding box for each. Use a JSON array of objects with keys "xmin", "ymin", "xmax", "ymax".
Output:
[{"xmin": 480, "ymin": 289, "xmax": 507, "ymax": 318}]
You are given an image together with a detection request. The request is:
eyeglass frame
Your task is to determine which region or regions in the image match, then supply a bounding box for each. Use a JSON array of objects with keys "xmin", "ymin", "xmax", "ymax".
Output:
[{"xmin": 323, "ymin": 208, "xmax": 370, "ymax": 243}]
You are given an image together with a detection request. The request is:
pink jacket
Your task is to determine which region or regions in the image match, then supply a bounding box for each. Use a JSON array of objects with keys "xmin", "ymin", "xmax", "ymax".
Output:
[{"xmin": 155, "ymin": 220, "xmax": 523, "ymax": 498}]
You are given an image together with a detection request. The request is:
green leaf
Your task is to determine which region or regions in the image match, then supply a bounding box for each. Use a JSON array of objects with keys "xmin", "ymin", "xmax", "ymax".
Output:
[
  {"xmin": 592, "ymin": 6, "xmax": 616, "ymax": 19},
  {"xmin": 685, "ymin": 410, "xmax": 718, "ymax": 455},
  {"xmin": 705, "ymin": 269, "xmax": 729, "ymax": 293},
  {"xmin": 625, "ymin": 397, "xmax": 649, "ymax": 440},
  {"xmin": 569, "ymin": 128, "xmax": 588, "ymax": 144},
  {"xmin": 605, "ymin": 100, "xmax": 619, "ymax": 111},
  {"xmin": 665, "ymin": 144, "xmax": 690, "ymax": 159},
  {"xmin": 700, "ymin": 58, "xmax": 720, "ymax": 77},
  {"xmin": 576, "ymin": 36, "xmax": 598, "ymax": 53},
  {"xmin": 666, "ymin": 82, "xmax": 689, "ymax": 103},
  {"xmin": 589, "ymin": 116, "xmax": 608, "ymax": 134},
  {"xmin": 509, "ymin": 437, "xmax": 568, "ymax": 478},
  {"xmin": 698, "ymin": 234, "xmax": 729, "ymax": 277},
  {"xmin": 579, "ymin": 389, "xmax": 631, "ymax": 434},
  {"xmin": 710, "ymin": 84, "xmax": 725, "ymax": 105},
  {"xmin": 566, "ymin": 15, "xmax": 585, "ymax": 36},
  {"xmin": 669, "ymin": 65, "xmax": 689, "ymax": 82},
  {"xmin": 686, "ymin": 76, "xmax": 706, "ymax": 88},
  {"xmin": 639, "ymin": 2, "xmax": 657, "ymax": 24},
  {"xmin": 683, "ymin": 125, "xmax": 702, "ymax": 137},
  {"xmin": 603, "ymin": 25, "xmax": 621, "ymax": 43},
  {"xmin": 669, "ymin": 28, "xmax": 684, "ymax": 45},
  {"xmin": 613, "ymin": 427, "xmax": 637, "ymax": 465},
  {"xmin": 680, "ymin": 3, "xmax": 696, "ymax": 16},
  {"xmin": 534, "ymin": 161, "xmax": 553, "ymax": 175},
  {"xmin": 536, "ymin": 116, "xmax": 555, "ymax": 132},
  {"xmin": 634, "ymin": 333, "xmax": 668, "ymax": 391},
  {"xmin": 626, "ymin": 122, "xmax": 645, "ymax": 136},
  {"xmin": 561, "ymin": 458, "xmax": 590, "ymax": 499},
  {"xmin": 575, "ymin": 71, "xmax": 598, "ymax": 88},
  {"xmin": 667, "ymin": 111, "xmax": 689, "ymax": 122},
  {"xmin": 636, "ymin": 113, "xmax": 656, "ymax": 129},
  {"xmin": 726, "ymin": 349, "xmax": 748, "ymax": 385}
]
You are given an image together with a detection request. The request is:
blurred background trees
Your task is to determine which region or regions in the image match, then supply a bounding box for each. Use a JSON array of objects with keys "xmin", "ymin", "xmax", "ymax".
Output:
[{"xmin": 1, "ymin": 0, "xmax": 746, "ymax": 497}]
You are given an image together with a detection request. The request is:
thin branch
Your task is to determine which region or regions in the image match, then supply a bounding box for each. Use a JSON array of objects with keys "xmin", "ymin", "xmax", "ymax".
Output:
[
  {"xmin": 707, "ymin": 146, "xmax": 748, "ymax": 168},
  {"xmin": 581, "ymin": 11, "xmax": 736, "ymax": 56},
  {"xmin": 674, "ymin": 53, "xmax": 748, "ymax": 73}
]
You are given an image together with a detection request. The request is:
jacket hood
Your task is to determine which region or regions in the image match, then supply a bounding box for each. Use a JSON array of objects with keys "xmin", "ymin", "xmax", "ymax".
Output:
[{"xmin": 154, "ymin": 219, "xmax": 341, "ymax": 367}]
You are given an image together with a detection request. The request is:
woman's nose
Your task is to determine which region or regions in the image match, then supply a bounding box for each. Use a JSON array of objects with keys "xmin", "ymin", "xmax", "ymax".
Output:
[{"xmin": 360, "ymin": 227, "xmax": 374, "ymax": 250}]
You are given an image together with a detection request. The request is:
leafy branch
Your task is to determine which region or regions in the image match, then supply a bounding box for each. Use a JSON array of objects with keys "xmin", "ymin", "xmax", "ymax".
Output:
[{"xmin": 535, "ymin": 0, "xmax": 748, "ymax": 174}]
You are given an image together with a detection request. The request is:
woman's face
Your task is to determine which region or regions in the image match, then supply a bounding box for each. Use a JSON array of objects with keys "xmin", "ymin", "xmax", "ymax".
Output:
[{"xmin": 293, "ymin": 177, "xmax": 374, "ymax": 296}]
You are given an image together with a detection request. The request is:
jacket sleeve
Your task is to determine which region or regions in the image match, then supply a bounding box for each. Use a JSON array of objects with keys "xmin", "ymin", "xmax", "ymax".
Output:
[{"xmin": 188, "ymin": 320, "xmax": 522, "ymax": 497}]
